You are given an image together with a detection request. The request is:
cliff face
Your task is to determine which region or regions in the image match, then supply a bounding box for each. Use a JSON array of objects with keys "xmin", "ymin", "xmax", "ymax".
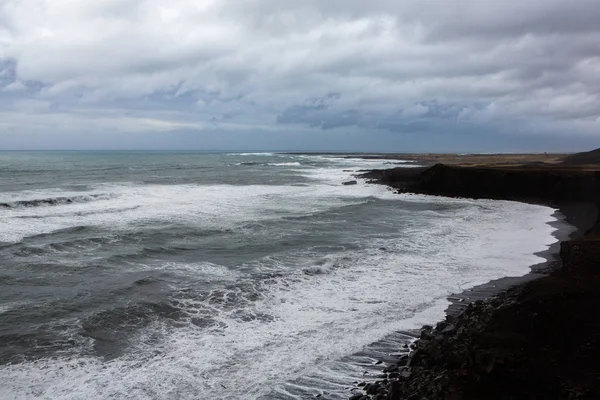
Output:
[
  {"xmin": 350, "ymin": 163, "xmax": 600, "ymax": 400},
  {"xmin": 408, "ymin": 164, "xmax": 600, "ymax": 205},
  {"xmin": 362, "ymin": 163, "xmax": 600, "ymax": 236},
  {"xmin": 360, "ymin": 166, "xmax": 428, "ymax": 190}
]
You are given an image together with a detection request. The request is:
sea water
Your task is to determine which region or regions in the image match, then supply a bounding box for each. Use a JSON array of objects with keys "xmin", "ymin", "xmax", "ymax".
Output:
[{"xmin": 0, "ymin": 151, "xmax": 557, "ymax": 399}]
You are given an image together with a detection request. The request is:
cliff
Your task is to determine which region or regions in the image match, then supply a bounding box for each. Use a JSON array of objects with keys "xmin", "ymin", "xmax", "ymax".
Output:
[
  {"xmin": 351, "ymin": 162, "xmax": 600, "ymax": 400},
  {"xmin": 411, "ymin": 164, "xmax": 600, "ymax": 204},
  {"xmin": 362, "ymin": 164, "xmax": 600, "ymax": 235}
]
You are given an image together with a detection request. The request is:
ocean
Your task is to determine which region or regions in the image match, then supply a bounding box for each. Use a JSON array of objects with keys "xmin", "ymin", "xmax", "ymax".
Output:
[{"xmin": 0, "ymin": 151, "xmax": 557, "ymax": 399}]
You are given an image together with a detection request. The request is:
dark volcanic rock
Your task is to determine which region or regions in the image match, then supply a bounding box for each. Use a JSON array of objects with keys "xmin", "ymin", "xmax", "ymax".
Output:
[
  {"xmin": 380, "ymin": 244, "xmax": 600, "ymax": 399},
  {"xmin": 408, "ymin": 164, "xmax": 600, "ymax": 206},
  {"xmin": 343, "ymin": 180, "xmax": 358, "ymax": 186},
  {"xmin": 357, "ymin": 167, "xmax": 427, "ymax": 190},
  {"xmin": 348, "ymin": 161, "xmax": 600, "ymax": 400},
  {"xmin": 367, "ymin": 384, "xmax": 380, "ymax": 395}
]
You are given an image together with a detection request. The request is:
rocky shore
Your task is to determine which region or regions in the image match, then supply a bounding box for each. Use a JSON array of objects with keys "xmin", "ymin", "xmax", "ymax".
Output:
[{"xmin": 349, "ymin": 161, "xmax": 600, "ymax": 400}]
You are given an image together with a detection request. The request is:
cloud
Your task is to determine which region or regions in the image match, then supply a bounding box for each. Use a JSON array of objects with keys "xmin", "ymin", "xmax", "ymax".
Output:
[{"xmin": 0, "ymin": 0, "xmax": 598, "ymax": 150}]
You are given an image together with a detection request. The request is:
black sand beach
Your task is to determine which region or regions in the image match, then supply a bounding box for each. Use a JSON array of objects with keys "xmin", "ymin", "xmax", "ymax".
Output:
[{"xmin": 348, "ymin": 153, "xmax": 600, "ymax": 400}]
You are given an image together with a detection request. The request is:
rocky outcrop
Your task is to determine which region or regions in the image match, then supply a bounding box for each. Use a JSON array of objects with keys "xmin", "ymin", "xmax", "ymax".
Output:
[
  {"xmin": 348, "ymin": 238, "xmax": 600, "ymax": 399},
  {"xmin": 350, "ymin": 163, "xmax": 600, "ymax": 400},
  {"xmin": 408, "ymin": 164, "xmax": 600, "ymax": 205},
  {"xmin": 360, "ymin": 164, "xmax": 600, "ymax": 234},
  {"xmin": 359, "ymin": 167, "xmax": 427, "ymax": 191}
]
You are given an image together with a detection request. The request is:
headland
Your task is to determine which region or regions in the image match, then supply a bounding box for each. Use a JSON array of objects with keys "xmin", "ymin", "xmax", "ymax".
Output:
[{"xmin": 348, "ymin": 149, "xmax": 600, "ymax": 399}]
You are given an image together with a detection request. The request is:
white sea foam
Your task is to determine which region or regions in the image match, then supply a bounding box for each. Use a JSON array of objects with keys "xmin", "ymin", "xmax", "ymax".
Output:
[
  {"xmin": 157, "ymin": 262, "xmax": 242, "ymax": 281},
  {"xmin": 297, "ymin": 154, "xmax": 421, "ymax": 170},
  {"xmin": 0, "ymin": 193, "xmax": 559, "ymax": 399},
  {"xmin": 0, "ymin": 179, "xmax": 393, "ymax": 243},
  {"xmin": 228, "ymin": 152, "xmax": 276, "ymax": 156},
  {"xmin": 0, "ymin": 155, "xmax": 408, "ymax": 243},
  {"xmin": 0, "ymin": 300, "xmax": 29, "ymax": 315},
  {"xmin": 291, "ymin": 155, "xmax": 421, "ymax": 190},
  {"xmin": 267, "ymin": 162, "xmax": 302, "ymax": 166},
  {"xmin": 0, "ymin": 151, "xmax": 414, "ymax": 244},
  {"xmin": 0, "ymin": 156, "xmax": 561, "ymax": 399}
]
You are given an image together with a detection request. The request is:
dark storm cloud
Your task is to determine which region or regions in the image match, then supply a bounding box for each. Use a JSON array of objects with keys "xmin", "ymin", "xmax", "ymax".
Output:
[{"xmin": 0, "ymin": 0, "xmax": 598, "ymax": 150}]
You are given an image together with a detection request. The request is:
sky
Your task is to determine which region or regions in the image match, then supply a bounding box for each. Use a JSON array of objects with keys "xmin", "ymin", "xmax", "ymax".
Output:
[{"xmin": 0, "ymin": 0, "xmax": 599, "ymax": 152}]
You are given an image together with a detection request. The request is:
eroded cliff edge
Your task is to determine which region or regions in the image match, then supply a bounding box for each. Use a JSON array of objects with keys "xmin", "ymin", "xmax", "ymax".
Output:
[{"xmin": 351, "ymin": 163, "xmax": 600, "ymax": 400}]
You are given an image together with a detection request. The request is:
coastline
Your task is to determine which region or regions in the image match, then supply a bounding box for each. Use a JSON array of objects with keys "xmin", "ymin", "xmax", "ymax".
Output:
[
  {"xmin": 444, "ymin": 206, "xmax": 574, "ymax": 318},
  {"xmin": 348, "ymin": 164, "xmax": 600, "ymax": 399}
]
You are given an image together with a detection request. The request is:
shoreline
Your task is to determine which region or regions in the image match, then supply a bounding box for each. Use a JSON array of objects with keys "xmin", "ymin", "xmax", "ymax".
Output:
[
  {"xmin": 348, "ymin": 163, "xmax": 600, "ymax": 399},
  {"xmin": 444, "ymin": 206, "xmax": 574, "ymax": 318}
]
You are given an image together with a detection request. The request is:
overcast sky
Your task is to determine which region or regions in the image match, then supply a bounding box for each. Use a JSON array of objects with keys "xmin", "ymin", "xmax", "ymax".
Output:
[{"xmin": 0, "ymin": 0, "xmax": 599, "ymax": 151}]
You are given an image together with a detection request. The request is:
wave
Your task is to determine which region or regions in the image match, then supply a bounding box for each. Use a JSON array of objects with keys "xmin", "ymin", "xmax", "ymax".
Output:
[
  {"xmin": 0, "ymin": 199, "xmax": 559, "ymax": 398},
  {"xmin": 302, "ymin": 262, "xmax": 336, "ymax": 275},
  {"xmin": 236, "ymin": 161, "xmax": 302, "ymax": 167},
  {"xmin": 227, "ymin": 152, "xmax": 275, "ymax": 156},
  {"xmin": 14, "ymin": 206, "xmax": 141, "ymax": 220},
  {"xmin": 268, "ymin": 162, "xmax": 301, "ymax": 167},
  {"xmin": 0, "ymin": 179, "xmax": 403, "ymax": 244},
  {"xmin": 0, "ymin": 193, "xmax": 116, "ymax": 209}
]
